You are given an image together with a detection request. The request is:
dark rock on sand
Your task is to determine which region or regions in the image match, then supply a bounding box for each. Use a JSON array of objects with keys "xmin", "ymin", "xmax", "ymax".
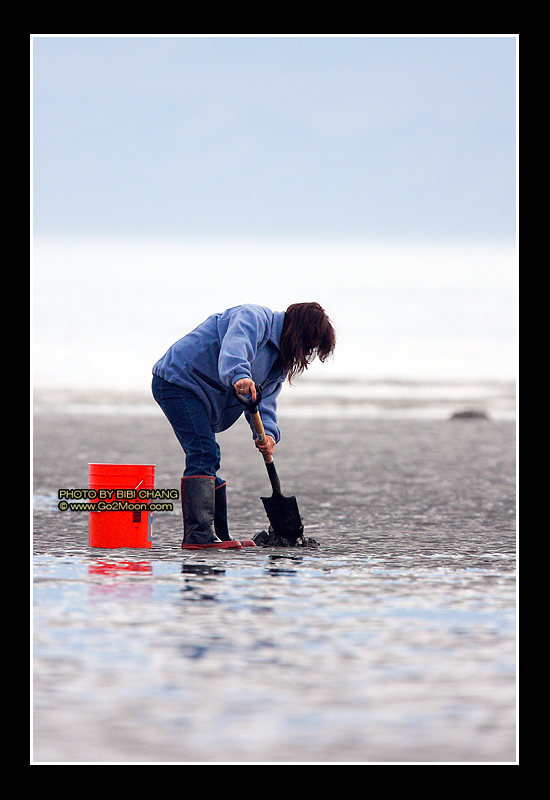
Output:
[{"xmin": 450, "ymin": 409, "xmax": 489, "ymax": 420}]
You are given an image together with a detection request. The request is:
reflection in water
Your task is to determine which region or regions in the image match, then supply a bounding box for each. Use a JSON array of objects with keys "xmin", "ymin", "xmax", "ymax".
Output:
[
  {"xmin": 179, "ymin": 560, "xmax": 226, "ymax": 603},
  {"xmin": 180, "ymin": 563, "xmax": 226, "ymax": 577},
  {"xmin": 34, "ymin": 544, "xmax": 516, "ymax": 762},
  {"xmin": 264, "ymin": 553, "xmax": 301, "ymax": 576},
  {"xmin": 89, "ymin": 560, "xmax": 152, "ymax": 576},
  {"xmin": 87, "ymin": 559, "xmax": 154, "ymax": 603}
]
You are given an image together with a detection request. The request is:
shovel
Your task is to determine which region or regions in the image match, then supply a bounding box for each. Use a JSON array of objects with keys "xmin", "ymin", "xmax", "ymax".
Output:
[{"xmin": 234, "ymin": 385, "xmax": 304, "ymax": 544}]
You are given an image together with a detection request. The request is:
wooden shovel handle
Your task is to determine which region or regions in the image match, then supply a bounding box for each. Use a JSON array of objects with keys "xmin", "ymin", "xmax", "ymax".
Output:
[{"xmin": 250, "ymin": 410, "xmax": 274, "ymax": 464}]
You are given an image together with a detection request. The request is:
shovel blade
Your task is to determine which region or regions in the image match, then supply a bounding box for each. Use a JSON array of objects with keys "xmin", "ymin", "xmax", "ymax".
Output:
[{"xmin": 261, "ymin": 492, "xmax": 304, "ymax": 543}]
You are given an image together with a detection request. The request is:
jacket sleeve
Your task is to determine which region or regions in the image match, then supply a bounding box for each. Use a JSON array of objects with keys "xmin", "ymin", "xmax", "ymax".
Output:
[
  {"xmin": 217, "ymin": 307, "xmax": 269, "ymax": 388},
  {"xmin": 245, "ymin": 382, "xmax": 283, "ymax": 444}
]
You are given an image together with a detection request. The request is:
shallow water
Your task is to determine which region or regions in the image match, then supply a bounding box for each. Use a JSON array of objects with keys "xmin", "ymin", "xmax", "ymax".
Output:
[{"xmin": 33, "ymin": 411, "xmax": 517, "ymax": 763}]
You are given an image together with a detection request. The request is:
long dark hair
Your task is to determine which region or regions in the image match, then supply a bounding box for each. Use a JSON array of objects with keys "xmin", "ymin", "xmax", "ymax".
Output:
[{"xmin": 279, "ymin": 302, "xmax": 336, "ymax": 383}]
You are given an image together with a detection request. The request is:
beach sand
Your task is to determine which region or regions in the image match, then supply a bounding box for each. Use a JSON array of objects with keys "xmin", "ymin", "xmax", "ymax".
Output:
[{"xmin": 33, "ymin": 400, "xmax": 516, "ymax": 763}]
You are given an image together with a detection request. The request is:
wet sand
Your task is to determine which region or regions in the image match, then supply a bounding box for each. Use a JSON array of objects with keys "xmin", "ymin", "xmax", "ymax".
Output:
[{"xmin": 33, "ymin": 403, "xmax": 517, "ymax": 763}]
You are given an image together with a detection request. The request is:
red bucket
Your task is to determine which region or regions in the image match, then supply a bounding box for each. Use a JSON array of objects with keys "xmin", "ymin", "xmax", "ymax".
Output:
[{"xmin": 88, "ymin": 464, "xmax": 155, "ymax": 548}]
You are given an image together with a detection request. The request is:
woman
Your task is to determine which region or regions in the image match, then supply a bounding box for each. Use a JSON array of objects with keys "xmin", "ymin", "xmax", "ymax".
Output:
[{"xmin": 152, "ymin": 302, "xmax": 336, "ymax": 549}]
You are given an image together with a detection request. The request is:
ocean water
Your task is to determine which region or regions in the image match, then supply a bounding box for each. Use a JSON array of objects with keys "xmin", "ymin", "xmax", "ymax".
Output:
[{"xmin": 32, "ymin": 236, "xmax": 517, "ymax": 392}]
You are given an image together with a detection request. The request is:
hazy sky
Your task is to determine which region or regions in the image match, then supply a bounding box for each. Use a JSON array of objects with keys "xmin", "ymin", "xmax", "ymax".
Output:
[{"xmin": 32, "ymin": 35, "xmax": 517, "ymax": 242}]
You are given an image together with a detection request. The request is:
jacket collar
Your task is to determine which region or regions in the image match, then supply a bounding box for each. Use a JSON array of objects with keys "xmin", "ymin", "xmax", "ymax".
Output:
[{"xmin": 269, "ymin": 310, "xmax": 286, "ymax": 347}]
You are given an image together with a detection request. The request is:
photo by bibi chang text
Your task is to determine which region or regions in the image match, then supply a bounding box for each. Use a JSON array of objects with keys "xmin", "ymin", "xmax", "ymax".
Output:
[{"xmin": 57, "ymin": 488, "xmax": 179, "ymax": 513}]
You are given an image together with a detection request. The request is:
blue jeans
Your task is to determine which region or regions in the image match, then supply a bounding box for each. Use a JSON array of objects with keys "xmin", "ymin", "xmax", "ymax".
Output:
[{"xmin": 152, "ymin": 374, "xmax": 224, "ymax": 486}]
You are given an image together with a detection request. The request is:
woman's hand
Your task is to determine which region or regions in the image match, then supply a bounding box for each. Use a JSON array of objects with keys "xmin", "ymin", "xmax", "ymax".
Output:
[
  {"xmin": 234, "ymin": 378, "xmax": 257, "ymax": 401},
  {"xmin": 255, "ymin": 435, "xmax": 276, "ymax": 458}
]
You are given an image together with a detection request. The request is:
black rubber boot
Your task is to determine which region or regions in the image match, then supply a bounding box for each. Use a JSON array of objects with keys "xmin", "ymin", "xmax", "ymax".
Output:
[
  {"xmin": 213, "ymin": 482, "xmax": 231, "ymax": 540},
  {"xmin": 181, "ymin": 476, "xmax": 241, "ymax": 550},
  {"xmin": 214, "ymin": 482, "xmax": 256, "ymax": 548}
]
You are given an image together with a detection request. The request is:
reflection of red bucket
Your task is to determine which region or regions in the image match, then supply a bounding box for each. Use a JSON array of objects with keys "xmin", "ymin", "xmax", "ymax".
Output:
[
  {"xmin": 89, "ymin": 464, "xmax": 155, "ymax": 548},
  {"xmin": 89, "ymin": 560, "xmax": 152, "ymax": 575}
]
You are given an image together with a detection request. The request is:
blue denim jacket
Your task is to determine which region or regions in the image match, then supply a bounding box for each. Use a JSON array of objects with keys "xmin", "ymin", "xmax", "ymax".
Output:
[{"xmin": 152, "ymin": 305, "xmax": 286, "ymax": 441}]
